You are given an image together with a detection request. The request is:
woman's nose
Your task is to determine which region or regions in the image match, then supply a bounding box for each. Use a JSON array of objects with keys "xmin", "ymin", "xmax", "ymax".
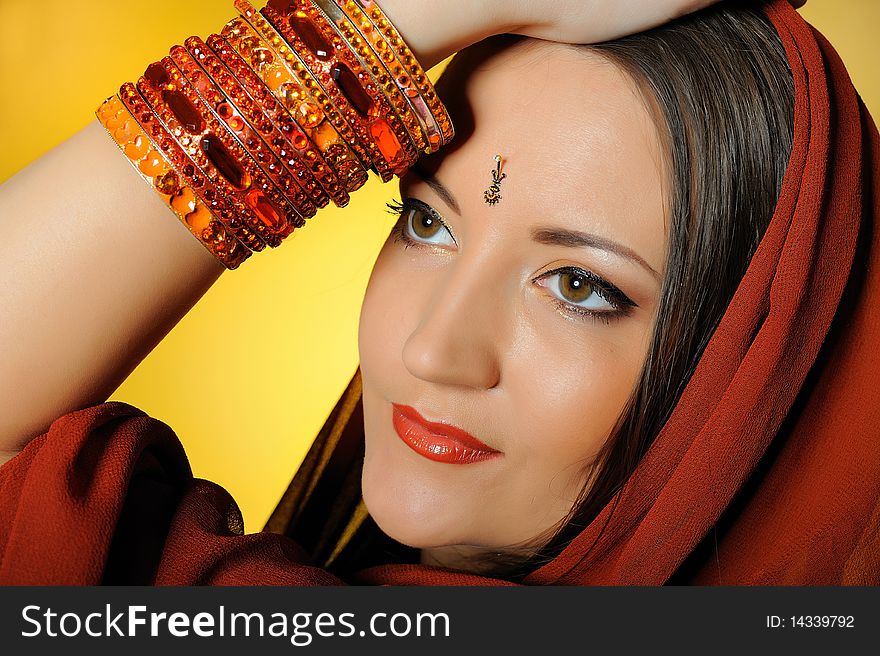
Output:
[{"xmin": 400, "ymin": 260, "xmax": 503, "ymax": 391}]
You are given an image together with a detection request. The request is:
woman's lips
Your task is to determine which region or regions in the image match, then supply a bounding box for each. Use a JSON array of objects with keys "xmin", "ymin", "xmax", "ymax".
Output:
[{"xmin": 391, "ymin": 403, "xmax": 502, "ymax": 464}]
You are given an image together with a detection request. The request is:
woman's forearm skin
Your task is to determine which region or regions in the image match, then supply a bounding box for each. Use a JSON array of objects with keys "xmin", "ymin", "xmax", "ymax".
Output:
[{"xmin": 0, "ymin": 121, "xmax": 226, "ymax": 454}]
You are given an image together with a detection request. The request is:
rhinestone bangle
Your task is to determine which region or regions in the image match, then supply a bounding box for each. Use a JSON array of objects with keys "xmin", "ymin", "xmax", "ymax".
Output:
[{"xmin": 96, "ymin": 93, "xmax": 251, "ymax": 269}]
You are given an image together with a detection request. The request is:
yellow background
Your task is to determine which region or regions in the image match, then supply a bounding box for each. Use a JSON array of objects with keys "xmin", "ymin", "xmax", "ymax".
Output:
[{"xmin": 1, "ymin": 1, "xmax": 877, "ymax": 532}]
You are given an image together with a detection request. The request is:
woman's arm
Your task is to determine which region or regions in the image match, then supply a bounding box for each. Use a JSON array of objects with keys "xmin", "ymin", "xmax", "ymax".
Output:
[{"xmin": 0, "ymin": 120, "xmax": 226, "ymax": 458}]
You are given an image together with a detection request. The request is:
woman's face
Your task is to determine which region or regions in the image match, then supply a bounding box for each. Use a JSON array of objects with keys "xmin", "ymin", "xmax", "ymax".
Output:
[{"xmin": 357, "ymin": 38, "xmax": 668, "ymax": 571}]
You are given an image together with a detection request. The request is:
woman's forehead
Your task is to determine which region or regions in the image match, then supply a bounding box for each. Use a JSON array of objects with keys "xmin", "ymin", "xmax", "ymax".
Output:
[
  {"xmin": 450, "ymin": 41, "xmax": 661, "ymax": 172},
  {"xmin": 417, "ymin": 39, "xmax": 669, "ymax": 268}
]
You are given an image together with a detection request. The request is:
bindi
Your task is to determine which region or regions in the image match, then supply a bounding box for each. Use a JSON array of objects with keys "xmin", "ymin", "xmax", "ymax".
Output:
[{"xmin": 483, "ymin": 154, "xmax": 507, "ymax": 205}]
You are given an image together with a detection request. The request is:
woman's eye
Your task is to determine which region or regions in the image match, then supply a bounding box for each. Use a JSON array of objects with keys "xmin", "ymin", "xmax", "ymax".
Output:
[
  {"xmin": 539, "ymin": 270, "xmax": 614, "ymax": 310},
  {"xmin": 533, "ymin": 267, "xmax": 638, "ymax": 324},
  {"xmin": 406, "ymin": 209, "xmax": 453, "ymax": 246},
  {"xmin": 385, "ymin": 197, "xmax": 456, "ymax": 248}
]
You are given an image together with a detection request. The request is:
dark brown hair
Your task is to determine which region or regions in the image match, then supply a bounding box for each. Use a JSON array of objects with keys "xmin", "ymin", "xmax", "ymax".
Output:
[{"xmin": 431, "ymin": 0, "xmax": 795, "ymax": 580}]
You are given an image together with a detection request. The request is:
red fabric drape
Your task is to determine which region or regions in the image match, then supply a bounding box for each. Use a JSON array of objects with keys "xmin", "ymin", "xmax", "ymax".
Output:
[
  {"xmin": 0, "ymin": 404, "xmax": 344, "ymax": 585},
  {"xmin": 1, "ymin": 0, "xmax": 878, "ymax": 585}
]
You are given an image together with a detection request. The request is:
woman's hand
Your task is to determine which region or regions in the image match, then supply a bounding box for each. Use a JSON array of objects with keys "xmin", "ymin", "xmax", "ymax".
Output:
[{"xmin": 507, "ymin": 0, "xmax": 807, "ymax": 44}]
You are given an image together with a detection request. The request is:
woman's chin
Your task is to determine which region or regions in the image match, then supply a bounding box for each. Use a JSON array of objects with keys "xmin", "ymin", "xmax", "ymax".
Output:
[{"xmin": 360, "ymin": 464, "xmax": 468, "ymax": 550}]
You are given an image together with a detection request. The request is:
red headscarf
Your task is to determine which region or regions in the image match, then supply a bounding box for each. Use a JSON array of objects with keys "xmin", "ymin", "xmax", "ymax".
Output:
[{"xmin": 1, "ymin": 0, "xmax": 877, "ymax": 585}]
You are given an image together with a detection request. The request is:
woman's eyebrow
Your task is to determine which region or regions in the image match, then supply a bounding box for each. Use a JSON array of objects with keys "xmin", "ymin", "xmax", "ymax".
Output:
[
  {"xmin": 531, "ymin": 227, "xmax": 662, "ymax": 282},
  {"xmin": 406, "ymin": 162, "xmax": 660, "ymax": 282},
  {"xmin": 407, "ymin": 162, "xmax": 461, "ymax": 215}
]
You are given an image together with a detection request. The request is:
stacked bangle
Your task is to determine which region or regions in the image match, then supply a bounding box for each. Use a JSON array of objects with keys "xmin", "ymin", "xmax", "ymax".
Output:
[
  {"xmin": 204, "ymin": 33, "xmax": 352, "ymax": 209},
  {"xmin": 122, "ymin": 80, "xmax": 268, "ymax": 254},
  {"xmin": 234, "ymin": 1, "xmax": 378, "ymax": 184},
  {"xmin": 175, "ymin": 39, "xmax": 327, "ymax": 214},
  {"xmin": 95, "ymin": 0, "xmax": 455, "ymax": 270},
  {"xmin": 96, "ymin": 93, "xmax": 250, "ymax": 269},
  {"xmin": 333, "ymin": 0, "xmax": 451, "ymax": 152},
  {"xmin": 310, "ymin": 0, "xmax": 429, "ymax": 154},
  {"xmin": 138, "ymin": 56, "xmax": 302, "ymax": 247},
  {"xmin": 220, "ymin": 14, "xmax": 369, "ymax": 196},
  {"xmin": 368, "ymin": 0, "xmax": 455, "ymax": 148},
  {"xmin": 170, "ymin": 44, "xmax": 319, "ymax": 220},
  {"xmin": 262, "ymin": 0, "xmax": 418, "ymax": 180}
]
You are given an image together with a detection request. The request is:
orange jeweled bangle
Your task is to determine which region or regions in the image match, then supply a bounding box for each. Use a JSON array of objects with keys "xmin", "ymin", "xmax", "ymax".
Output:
[
  {"xmin": 119, "ymin": 82, "xmax": 267, "ymax": 255},
  {"xmin": 263, "ymin": 0, "xmax": 418, "ymax": 179},
  {"xmin": 233, "ymin": 0, "xmax": 377, "ymax": 180},
  {"xmin": 96, "ymin": 93, "xmax": 251, "ymax": 269},
  {"xmin": 220, "ymin": 14, "xmax": 369, "ymax": 195},
  {"xmin": 308, "ymin": 0, "xmax": 429, "ymax": 155},
  {"xmin": 170, "ymin": 42, "xmax": 321, "ymax": 219},
  {"xmin": 138, "ymin": 57, "xmax": 302, "ymax": 247},
  {"xmin": 200, "ymin": 33, "xmax": 350, "ymax": 209},
  {"xmin": 333, "ymin": 0, "xmax": 444, "ymax": 153},
  {"xmin": 344, "ymin": 0, "xmax": 453, "ymax": 148},
  {"xmin": 95, "ymin": 0, "xmax": 456, "ymax": 269},
  {"xmin": 208, "ymin": 34, "xmax": 349, "ymax": 207}
]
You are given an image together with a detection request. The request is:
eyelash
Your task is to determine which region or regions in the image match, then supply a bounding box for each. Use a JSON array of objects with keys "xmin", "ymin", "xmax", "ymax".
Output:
[
  {"xmin": 383, "ymin": 196, "xmax": 637, "ymax": 325},
  {"xmin": 385, "ymin": 196, "xmax": 454, "ymax": 248}
]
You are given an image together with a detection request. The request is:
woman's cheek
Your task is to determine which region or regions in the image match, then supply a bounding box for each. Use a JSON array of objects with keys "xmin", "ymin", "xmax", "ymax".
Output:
[
  {"xmin": 508, "ymin": 328, "xmax": 642, "ymax": 486},
  {"xmin": 359, "ymin": 248, "xmax": 406, "ymax": 369}
]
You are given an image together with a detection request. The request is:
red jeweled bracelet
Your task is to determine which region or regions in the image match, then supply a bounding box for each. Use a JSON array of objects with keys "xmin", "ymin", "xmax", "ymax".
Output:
[{"xmin": 95, "ymin": 0, "xmax": 453, "ymax": 269}]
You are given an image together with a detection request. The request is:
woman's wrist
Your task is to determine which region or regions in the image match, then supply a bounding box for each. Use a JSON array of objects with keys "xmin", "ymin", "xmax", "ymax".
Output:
[{"xmin": 375, "ymin": 0, "xmax": 523, "ymax": 70}]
